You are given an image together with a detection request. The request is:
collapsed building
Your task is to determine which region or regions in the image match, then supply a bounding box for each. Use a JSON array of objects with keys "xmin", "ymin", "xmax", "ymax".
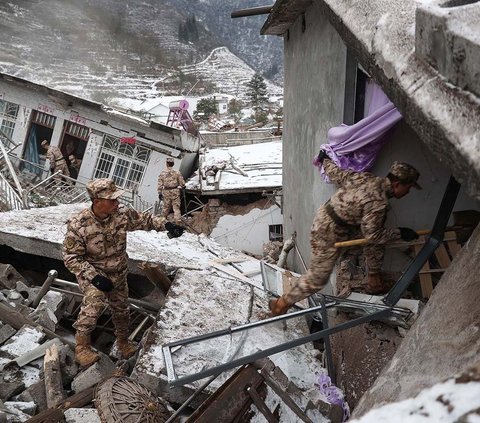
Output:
[
  {"xmin": 257, "ymin": 0, "xmax": 480, "ymax": 418},
  {"xmin": 0, "ymin": 72, "xmax": 199, "ymax": 211},
  {"xmin": 185, "ymin": 140, "xmax": 283, "ymax": 256}
]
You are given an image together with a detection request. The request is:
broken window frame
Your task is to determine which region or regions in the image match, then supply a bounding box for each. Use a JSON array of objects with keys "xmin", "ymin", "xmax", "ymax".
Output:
[{"xmin": 162, "ymin": 176, "xmax": 460, "ymax": 388}]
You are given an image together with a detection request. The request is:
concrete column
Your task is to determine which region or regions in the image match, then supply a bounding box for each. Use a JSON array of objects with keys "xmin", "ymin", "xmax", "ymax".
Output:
[{"xmin": 10, "ymin": 106, "xmax": 32, "ymax": 158}]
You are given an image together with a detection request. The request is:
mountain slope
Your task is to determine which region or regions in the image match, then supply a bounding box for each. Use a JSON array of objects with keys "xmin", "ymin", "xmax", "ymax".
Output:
[{"xmin": 0, "ymin": 0, "xmax": 282, "ymax": 104}]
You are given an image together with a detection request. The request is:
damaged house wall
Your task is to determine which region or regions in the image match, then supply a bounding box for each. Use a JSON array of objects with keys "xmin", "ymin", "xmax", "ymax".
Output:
[
  {"xmin": 0, "ymin": 73, "xmax": 198, "ymax": 206},
  {"xmin": 279, "ymin": 1, "xmax": 478, "ymax": 275},
  {"xmin": 261, "ymin": 0, "xmax": 480, "ymax": 415}
]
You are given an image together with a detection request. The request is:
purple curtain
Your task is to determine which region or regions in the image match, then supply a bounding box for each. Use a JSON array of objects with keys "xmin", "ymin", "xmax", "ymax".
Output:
[{"xmin": 314, "ymin": 81, "xmax": 402, "ymax": 181}]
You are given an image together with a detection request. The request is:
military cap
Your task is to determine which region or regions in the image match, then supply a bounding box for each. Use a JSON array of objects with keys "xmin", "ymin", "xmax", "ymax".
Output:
[
  {"xmin": 41, "ymin": 140, "xmax": 49, "ymax": 147},
  {"xmin": 86, "ymin": 178, "xmax": 124, "ymax": 200},
  {"xmin": 389, "ymin": 161, "xmax": 421, "ymax": 189},
  {"xmin": 166, "ymin": 157, "xmax": 174, "ymax": 164}
]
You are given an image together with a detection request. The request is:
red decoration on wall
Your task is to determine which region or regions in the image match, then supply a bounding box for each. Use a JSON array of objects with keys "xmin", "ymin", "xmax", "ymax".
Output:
[{"xmin": 120, "ymin": 137, "xmax": 136, "ymax": 145}]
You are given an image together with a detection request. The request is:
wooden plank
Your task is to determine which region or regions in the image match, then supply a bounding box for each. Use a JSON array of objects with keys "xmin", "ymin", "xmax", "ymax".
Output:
[
  {"xmin": 44, "ymin": 344, "xmax": 64, "ymax": 408},
  {"xmin": 415, "ymin": 236, "xmax": 433, "ymax": 298},
  {"xmin": 435, "ymin": 243, "xmax": 451, "ymax": 268},
  {"xmin": 445, "ymin": 231, "xmax": 462, "ymax": 259}
]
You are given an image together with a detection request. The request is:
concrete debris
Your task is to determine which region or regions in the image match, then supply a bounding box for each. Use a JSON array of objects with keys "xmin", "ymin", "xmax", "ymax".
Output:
[
  {"xmin": 14, "ymin": 281, "xmax": 40, "ymax": 307},
  {"xmin": 71, "ymin": 354, "xmax": 116, "ymax": 393},
  {"xmin": 64, "ymin": 408, "xmax": 101, "ymax": 423},
  {"xmin": 4, "ymin": 401, "xmax": 36, "ymax": 416},
  {"xmin": 28, "ymin": 292, "xmax": 66, "ymax": 332},
  {"xmin": 0, "ymin": 322, "xmax": 16, "ymax": 345},
  {"xmin": 58, "ymin": 344, "xmax": 79, "ymax": 385},
  {"xmin": 1, "ymin": 402, "xmax": 32, "ymax": 422},
  {"xmin": 0, "ymin": 326, "xmax": 45, "ymax": 359},
  {"xmin": 0, "ymin": 264, "xmax": 26, "ymax": 290},
  {"xmin": 17, "ymin": 380, "xmax": 48, "ymax": 412}
]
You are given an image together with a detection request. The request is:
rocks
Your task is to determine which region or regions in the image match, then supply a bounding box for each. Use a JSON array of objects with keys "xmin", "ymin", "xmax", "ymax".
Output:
[
  {"xmin": 64, "ymin": 408, "xmax": 101, "ymax": 423},
  {"xmin": 71, "ymin": 354, "xmax": 116, "ymax": 393},
  {"xmin": 0, "ymin": 323, "xmax": 15, "ymax": 345},
  {"xmin": 0, "ymin": 264, "xmax": 26, "ymax": 290}
]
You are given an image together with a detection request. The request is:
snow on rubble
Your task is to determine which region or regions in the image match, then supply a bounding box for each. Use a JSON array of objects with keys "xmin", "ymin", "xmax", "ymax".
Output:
[
  {"xmin": 186, "ymin": 140, "xmax": 282, "ymax": 192},
  {"xmin": 0, "ymin": 203, "xmax": 338, "ymax": 421}
]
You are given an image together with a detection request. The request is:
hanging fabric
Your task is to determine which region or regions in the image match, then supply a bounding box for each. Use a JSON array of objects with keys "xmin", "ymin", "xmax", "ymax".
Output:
[
  {"xmin": 314, "ymin": 81, "xmax": 402, "ymax": 181},
  {"xmin": 24, "ymin": 124, "xmax": 42, "ymax": 176}
]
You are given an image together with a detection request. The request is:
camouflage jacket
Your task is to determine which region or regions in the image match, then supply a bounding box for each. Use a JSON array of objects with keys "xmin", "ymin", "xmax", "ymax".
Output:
[
  {"xmin": 157, "ymin": 168, "xmax": 185, "ymax": 191},
  {"xmin": 324, "ymin": 159, "xmax": 401, "ymax": 244},
  {"xmin": 46, "ymin": 146, "xmax": 66, "ymax": 169},
  {"xmin": 63, "ymin": 205, "xmax": 166, "ymax": 281}
]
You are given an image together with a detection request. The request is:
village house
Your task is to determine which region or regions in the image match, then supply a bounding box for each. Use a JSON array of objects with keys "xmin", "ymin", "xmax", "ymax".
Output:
[
  {"xmin": 0, "ymin": 73, "xmax": 199, "ymax": 208},
  {"xmin": 258, "ymin": 0, "xmax": 480, "ymax": 418},
  {"xmin": 185, "ymin": 139, "xmax": 283, "ymax": 256}
]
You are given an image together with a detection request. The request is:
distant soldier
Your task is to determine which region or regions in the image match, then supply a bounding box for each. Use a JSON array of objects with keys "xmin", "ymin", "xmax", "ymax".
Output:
[
  {"xmin": 269, "ymin": 153, "xmax": 421, "ymax": 316},
  {"xmin": 157, "ymin": 157, "xmax": 185, "ymax": 222},
  {"xmin": 63, "ymin": 178, "xmax": 184, "ymax": 367},
  {"xmin": 41, "ymin": 140, "xmax": 70, "ymax": 178},
  {"xmin": 68, "ymin": 154, "xmax": 82, "ymax": 179}
]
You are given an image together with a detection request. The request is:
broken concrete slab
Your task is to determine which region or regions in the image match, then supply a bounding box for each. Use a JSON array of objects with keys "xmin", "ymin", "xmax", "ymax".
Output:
[
  {"xmin": 64, "ymin": 408, "xmax": 101, "ymax": 423},
  {"xmin": 0, "ymin": 204, "xmax": 261, "ymax": 277},
  {"xmin": 0, "ymin": 377, "xmax": 24, "ymax": 402},
  {"xmin": 0, "ymin": 325, "xmax": 45, "ymax": 359},
  {"xmin": 4, "ymin": 401, "xmax": 36, "ymax": 417},
  {"xmin": 133, "ymin": 269, "xmax": 329, "ymax": 410},
  {"xmin": 28, "ymin": 291, "xmax": 66, "ymax": 332},
  {"xmin": 58, "ymin": 344, "xmax": 79, "ymax": 386},
  {"xmin": 0, "ymin": 322, "xmax": 16, "ymax": 346},
  {"xmin": 1, "ymin": 402, "xmax": 32, "ymax": 422},
  {"xmin": 0, "ymin": 264, "xmax": 26, "ymax": 290},
  {"xmin": 17, "ymin": 379, "xmax": 48, "ymax": 413},
  {"xmin": 71, "ymin": 354, "xmax": 116, "ymax": 393}
]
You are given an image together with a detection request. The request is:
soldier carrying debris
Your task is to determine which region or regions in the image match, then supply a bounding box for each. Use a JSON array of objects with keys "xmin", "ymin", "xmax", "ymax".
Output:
[
  {"xmin": 157, "ymin": 157, "xmax": 185, "ymax": 222},
  {"xmin": 41, "ymin": 140, "xmax": 70, "ymax": 178},
  {"xmin": 269, "ymin": 152, "xmax": 421, "ymax": 316},
  {"xmin": 62, "ymin": 178, "xmax": 184, "ymax": 367}
]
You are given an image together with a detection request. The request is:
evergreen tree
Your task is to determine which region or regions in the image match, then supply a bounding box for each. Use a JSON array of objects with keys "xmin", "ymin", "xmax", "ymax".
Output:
[
  {"xmin": 246, "ymin": 73, "xmax": 268, "ymax": 111},
  {"xmin": 228, "ymin": 99, "xmax": 244, "ymax": 124},
  {"xmin": 193, "ymin": 98, "xmax": 218, "ymax": 122}
]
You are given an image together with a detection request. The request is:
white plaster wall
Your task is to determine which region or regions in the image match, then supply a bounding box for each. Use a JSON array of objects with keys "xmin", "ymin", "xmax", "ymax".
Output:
[
  {"xmin": 283, "ymin": 3, "xmax": 346, "ymax": 272},
  {"xmin": 282, "ymin": 4, "xmax": 479, "ymax": 275},
  {"xmin": 210, "ymin": 205, "xmax": 282, "ymax": 255}
]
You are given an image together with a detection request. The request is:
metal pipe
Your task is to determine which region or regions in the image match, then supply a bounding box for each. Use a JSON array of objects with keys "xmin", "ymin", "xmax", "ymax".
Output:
[
  {"xmin": 231, "ymin": 5, "xmax": 274, "ymax": 18},
  {"xmin": 51, "ymin": 279, "xmax": 161, "ymax": 311},
  {"xmin": 32, "ymin": 270, "xmax": 58, "ymax": 308}
]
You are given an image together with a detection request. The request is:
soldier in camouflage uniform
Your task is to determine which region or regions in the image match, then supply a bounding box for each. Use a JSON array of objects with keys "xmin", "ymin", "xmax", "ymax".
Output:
[
  {"xmin": 157, "ymin": 157, "xmax": 185, "ymax": 222},
  {"xmin": 63, "ymin": 178, "xmax": 183, "ymax": 367},
  {"xmin": 269, "ymin": 153, "xmax": 421, "ymax": 316},
  {"xmin": 41, "ymin": 140, "xmax": 70, "ymax": 178}
]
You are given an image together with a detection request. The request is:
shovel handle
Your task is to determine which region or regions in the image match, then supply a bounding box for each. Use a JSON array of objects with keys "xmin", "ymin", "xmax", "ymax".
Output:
[{"xmin": 334, "ymin": 229, "xmax": 431, "ymax": 248}]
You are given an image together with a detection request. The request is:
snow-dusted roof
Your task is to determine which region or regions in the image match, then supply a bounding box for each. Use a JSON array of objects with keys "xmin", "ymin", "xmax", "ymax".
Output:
[{"xmin": 185, "ymin": 140, "xmax": 282, "ymax": 194}]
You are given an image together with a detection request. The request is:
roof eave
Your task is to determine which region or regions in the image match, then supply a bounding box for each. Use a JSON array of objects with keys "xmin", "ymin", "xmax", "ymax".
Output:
[{"xmin": 261, "ymin": 0, "xmax": 312, "ymax": 36}]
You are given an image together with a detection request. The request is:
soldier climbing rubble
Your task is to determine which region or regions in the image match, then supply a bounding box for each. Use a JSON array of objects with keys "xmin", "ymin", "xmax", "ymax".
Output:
[
  {"xmin": 157, "ymin": 157, "xmax": 185, "ymax": 222},
  {"xmin": 62, "ymin": 178, "xmax": 184, "ymax": 368},
  {"xmin": 269, "ymin": 152, "xmax": 421, "ymax": 316},
  {"xmin": 41, "ymin": 139, "xmax": 70, "ymax": 178}
]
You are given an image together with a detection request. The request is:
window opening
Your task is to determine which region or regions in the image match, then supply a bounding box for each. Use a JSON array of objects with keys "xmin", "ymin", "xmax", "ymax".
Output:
[
  {"xmin": 268, "ymin": 224, "xmax": 283, "ymax": 241},
  {"xmin": 93, "ymin": 134, "xmax": 151, "ymax": 190},
  {"xmin": 0, "ymin": 99, "xmax": 19, "ymax": 143}
]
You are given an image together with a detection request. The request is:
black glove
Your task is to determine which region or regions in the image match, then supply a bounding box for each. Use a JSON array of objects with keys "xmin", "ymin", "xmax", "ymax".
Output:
[
  {"xmin": 50, "ymin": 167, "xmax": 55, "ymax": 175},
  {"xmin": 158, "ymin": 192, "xmax": 163, "ymax": 201},
  {"xmin": 399, "ymin": 227, "xmax": 419, "ymax": 242},
  {"xmin": 165, "ymin": 222, "xmax": 184, "ymax": 238},
  {"xmin": 317, "ymin": 149, "xmax": 329, "ymax": 163},
  {"xmin": 91, "ymin": 274, "xmax": 114, "ymax": 292}
]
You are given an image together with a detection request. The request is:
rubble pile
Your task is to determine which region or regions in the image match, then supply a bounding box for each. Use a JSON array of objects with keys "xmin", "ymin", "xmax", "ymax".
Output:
[{"xmin": 0, "ymin": 263, "xmax": 139, "ymax": 422}]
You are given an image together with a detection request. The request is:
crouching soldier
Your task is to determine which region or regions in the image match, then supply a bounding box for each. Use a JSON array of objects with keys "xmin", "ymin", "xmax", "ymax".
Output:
[
  {"xmin": 63, "ymin": 178, "xmax": 184, "ymax": 367},
  {"xmin": 269, "ymin": 154, "xmax": 421, "ymax": 317}
]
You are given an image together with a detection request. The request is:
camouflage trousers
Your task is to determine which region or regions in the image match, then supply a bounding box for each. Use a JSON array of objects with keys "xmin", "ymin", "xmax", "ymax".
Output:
[
  {"xmin": 284, "ymin": 206, "xmax": 385, "ymax": 304},
  {"xmin": 73, "ymin": 270, "xmax": 130, "ymax": 338},
  {"xmin": 162, "ymin": 189, "xmax": 182, "ymax": 221},
  {"xmin": 54, "ymin": 161, "xmax": 70, "ymax": 178}
]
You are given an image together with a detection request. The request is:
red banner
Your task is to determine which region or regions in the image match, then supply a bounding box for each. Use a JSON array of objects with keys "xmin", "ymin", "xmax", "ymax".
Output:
[{"xmin": 120, "ymin": 137, "xmax": 136, "ymax": 145}]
